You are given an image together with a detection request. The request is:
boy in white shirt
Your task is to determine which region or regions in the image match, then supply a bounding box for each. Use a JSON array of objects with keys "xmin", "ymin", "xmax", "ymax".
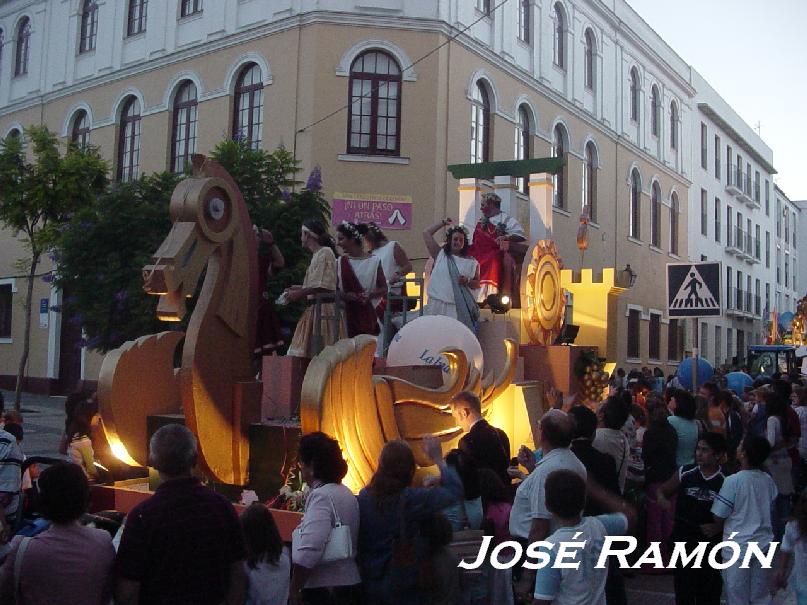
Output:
[
  {"xmin": 710, "ymin": 436, "xmax": 778, "ymax": 605},
  {"xmin": 532, "ymin": 470, "xmax": 634, "ymax": 605}
]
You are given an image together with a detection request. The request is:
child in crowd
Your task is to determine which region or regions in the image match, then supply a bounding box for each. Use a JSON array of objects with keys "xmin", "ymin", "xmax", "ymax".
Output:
[
  {"xmin": 775, "ymin": 488, "xmax": 807, "ymax": 605},
  {"xmin": 658, "ymin": 432, "xmax": 727, "ymax": 605},
  {"xmin": 710, "ymin": 436, "xmax": 778, "ymax": 605},
  {"xmin": 240, "ymin": 502, "xmax": 290, "ymax": 605},
  {"xmin": 532, "ymin": 470, "xmax": 634, "ymax": 605}
]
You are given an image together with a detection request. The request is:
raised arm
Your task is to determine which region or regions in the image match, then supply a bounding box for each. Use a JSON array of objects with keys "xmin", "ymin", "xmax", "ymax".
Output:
[{"xmin": 423, "ymin": 219, "xmax": 449, "ymax": 259}]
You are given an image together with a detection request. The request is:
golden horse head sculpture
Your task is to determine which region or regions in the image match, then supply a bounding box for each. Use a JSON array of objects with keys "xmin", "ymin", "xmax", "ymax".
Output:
[
  {"xmin": 301, "ymin": 335, "xmax": 518, "ymax": 491},
  {"xmin": 99, "ymin": 156, "xmax": 261, "ymax": 485}
]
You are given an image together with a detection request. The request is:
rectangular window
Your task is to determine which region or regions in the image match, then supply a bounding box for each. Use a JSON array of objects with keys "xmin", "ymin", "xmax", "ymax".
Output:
[
  {"xmin": 649, "ymin": 313, "xmax": 660, "ymax": 361},
  {"xmin": 700, "ymin": 189, "xmax": 708, "ymax": 236},
  {"xmin": 700, "ymin": 123, "xmax": 708, "ymax": 169},
  {"xmin": 726, "ymin": 267, "xmax": 732, "ymax": 308},
  {"xmin": 518, "ymin": 0, "xmax": 530, "ymax": 43},
  {"xmin": 754, "ymin": 171, "xmax": 760, "ymax": 202},
  {"xmin": 726, "ymin": 206, "xmax": 732, "ymax": 246},
  {"xmin": 765, "ymin": 180, "xmax": 770, "ymax": 215},
  {"xmin": 777, "ymin": 200, "xmax": 782, "ymax": 237},
  {"xmin": 766, "ymin": 231, "xmax": 770, "ymax": 267},
  {"xmin": 785, "ymin": 257, "xmax": 789, "ymax": 288},
  {"xmin": 766, "ymin": 283, "xmax": 770, "ymax": 314},
  {"xmin": 746, "ymin": 162, "xmax": 751, "ymax": 195},
  {"xmin": 127, "ymin": 0, "xmax": 148, "ymax": 36},
  {"xmin": 0, "ymin": 285, "xmax": 11, "ymax": 338},
  {"xmin": 700, "ymin": 322, "xmax": 708, "ymax": 362},
  {"xmin": 478, "ymin": 0, "xmax": 491, "ymax": 14},
  {"xmin": 726, "ymin": 146, "xmax": 732, "ymax": 185},
  {"xmin": 793, "ymin": 212, "xmax": 797, "ymax": 248},
  {"xmin": 714, "ymin": 198, "xmax": 721, "ymax": 243},
  {"xmin": 755, "ymin": 225, "xmax": 761, "ymax": 259},
  {"xmin": 714, "ymin": 135, "xmax": 721, "ymax": 179},
  {"xmin": 627, "ymin": 309, "xmax": 640, "ymax": 359},
  {"xmin": 726, "ymin": 328, "xmax": 734, "ymax": 362},
  {"xmin": 180, "ymin": 0, "xmax": 202, "ymax": 17},
  {"xmin": 667, "ymin": 319, "xmax": 680, "ymax": 361},
  {"xmin": 714, "ymin": 326, "xmax": 722, "ymax": 365},
  {"xmin": 785, "ymin": 211, "xmax": 789, "ymax": 244},
  {"xmin": 755, "ymin": 279, "xmax": 761, "ymax": 315}
]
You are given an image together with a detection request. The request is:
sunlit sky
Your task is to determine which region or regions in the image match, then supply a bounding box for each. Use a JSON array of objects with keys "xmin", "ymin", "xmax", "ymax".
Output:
[{"xmin": 626, "ymin": 0, "xmax": 807, "ymax": 201}]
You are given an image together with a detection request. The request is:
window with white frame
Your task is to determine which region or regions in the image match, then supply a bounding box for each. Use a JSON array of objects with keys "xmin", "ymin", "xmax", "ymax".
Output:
[
  {"xmin": 584, "ymin": 29, "xmax": 595, "ymax": 90},
  {"xmin": 583, "ymin": 142, "xmax": 597, "ymax": 222},
  {"xmin": 117, "ymin": 96, "xmax": 141, "ymax": 182},
  {"xmin": 171, "ymin": 81, "xmax": 198, "ymax": 173},
  {"xmin": 15, "ymin": 17, "xmax": 31, "ymax": 76},
  {"xmin": 233, "ymin": 63, "xmax": 264, "ymax": 150},
  {"xmin": 553, "ymin": 3, "xmax": 566, "ymax": 70},
  {"xmin": 629, "ymin": 68, "xmax": 640, "ymax": 122},
  {"xmin": 79, "ymin": 0, "xmax": 98, "ymax": 53},
  {"xmin": 347, "ymin": 51, "xmax": 402, "ymax": 156},
  {"xmin": 70, "ymin": 110, "xmax": 91, "ymax": 150},
  {"xmin": 629, "ymin": 168, "xmax": 641, "ymax": 239},
  {"xmin": 650, "ymin": 86, "xmax": 660, "ymax": 137},
  {"xmin": 670, "ymin": 192, "xmax": 679, "ymax": 255},
  {"xmin": 470, "ymin": 81, "xmax": 491, "ymax": 164},
  {"xmin": 515, "ymin": 105, "xmax": 531, "ymax": 193},
  {"xmin": 518, "ymin": 0, "xmax": 530, "ymax": 43},
  {"xmin": 651, "ymin": 181, "xmax": 661, "ymax": 248},
  {"xmin": 552, "ymin": 124, "xmax": 567, "ymax": 209},
  {"xmin": 669, "ymin": 101, "xmax": 678, "ymax": 150}
]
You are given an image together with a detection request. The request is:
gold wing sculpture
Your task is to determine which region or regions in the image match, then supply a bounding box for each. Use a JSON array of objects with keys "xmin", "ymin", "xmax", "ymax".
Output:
[{"xmin": 301, "ymin": 335, "xmax": 518, "ymax": 491}]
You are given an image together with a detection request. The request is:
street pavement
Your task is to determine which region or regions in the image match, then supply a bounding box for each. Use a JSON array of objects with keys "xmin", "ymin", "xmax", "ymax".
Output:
[{"xmin": 3, "ymin": 389, "xmax": 67, "ymax": 458}]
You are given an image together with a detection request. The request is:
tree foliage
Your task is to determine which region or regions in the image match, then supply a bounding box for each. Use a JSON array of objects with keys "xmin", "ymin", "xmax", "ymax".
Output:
[
  {"xmin": 52, "ymin": 139, "xmax": 330, "ymax": 353},
  {"xmin": 0, "ymin": 127, "xmax": 108, "ymax": 406}
]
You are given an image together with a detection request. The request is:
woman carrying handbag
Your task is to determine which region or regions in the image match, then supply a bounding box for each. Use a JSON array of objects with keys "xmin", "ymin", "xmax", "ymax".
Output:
[{"xmin": 290, "ymin": 433, "xmax": 361, "ymax": 605}]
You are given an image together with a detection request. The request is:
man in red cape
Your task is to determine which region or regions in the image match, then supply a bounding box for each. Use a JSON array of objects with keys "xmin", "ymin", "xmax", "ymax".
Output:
[{"xmin": 467, "ymin": 193, "xmax": 526, "ymax": 302}]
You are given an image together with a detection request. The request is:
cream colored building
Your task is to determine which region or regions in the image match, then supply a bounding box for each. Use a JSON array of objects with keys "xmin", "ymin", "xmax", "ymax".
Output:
[{"xmin": 0, "ymin": 0, "xmax": 696, "ymax": 392}]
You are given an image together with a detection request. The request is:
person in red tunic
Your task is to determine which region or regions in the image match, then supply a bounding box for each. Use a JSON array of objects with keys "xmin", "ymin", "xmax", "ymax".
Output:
[{"xmin": 467, "ymin": 193, "xmax": 525, "ymax": 302}]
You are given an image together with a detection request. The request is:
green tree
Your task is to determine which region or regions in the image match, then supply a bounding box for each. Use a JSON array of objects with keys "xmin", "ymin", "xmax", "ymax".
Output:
[
  {"xmin": 52, "ymin": 141, "xmax": 330, "ymax": 355},
  {"xmin": 0, "ymin": 127, "xmax": 108, "ymax": 409},
  {"xmin": 53, "ymin": 172, "xmax": 181, "ymax": 353}
]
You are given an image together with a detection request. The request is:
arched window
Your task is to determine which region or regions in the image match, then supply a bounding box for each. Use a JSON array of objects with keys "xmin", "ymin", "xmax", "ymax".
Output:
[
  {"xmin": 584, "ymin": 29, "xmax": 596, "ymax": 90},
  {"xmin": 232, "ymin": 63, "xmax": 263, "ymax": 150},
  {"xmin": 553, "ymin": 4, "xmax": 566, "ymax": 70},
  {"xmin": 651, "ymin": 181, "xmax": 662, "ymax": 248},
  {"xmin": 630, "ymin": 169, "xmax": 641, "ymax": 239},
  {"xmin": 70, "ymin": 110, "xmax": 91, "ymax": 150},
  {"xmin": 515, "ymin": 105, "xmax": 531, "ymax": 193},
  {"xmin": 552, "ymin": 124, "xmax": 567, "ymax": 209},
  {"xmin": 117, "ymin": 97, "xmax": 141, "ymax": 182},
  {"xmin": 670, "ymin": 192, "xmax": 680, "ymax": 255},
  {"xmin": 127, "ymin": 0, "xmax": 148, "ymax": 37},
  {"xmin": 669, "ymin": 101, "xmax": 678, "ymax": 150},
  {"xmin": 470, "ymin": 81, "xmax": 491, "ymax": 164},
  {"xmin": 6, "ymin": 128, "xmax": 21, "ymax": 142},
  {"xmin": 650, "ymin": 86, "xmax": 660, "ymax": 137},
  {"xmin": 79, "ymin": 1, "xmax": 98, "ymax": 53},
  {"xmin": 171, "ymin": 81, "xmax": 198, "ymax": 173},
  {"xmin": 347, "ymin": 50, "xmax": 402, "ymax": 156},
  {"xmin": 629, "ymin": 67, "xmax": 640, "ymax": 122},
  {"xmin": 15, "ymin": 17, "xmax": 31, "ymax": 76},
  {"xmin": 583, "ymin": 142, "xmax": 597, "ymax": 221}
]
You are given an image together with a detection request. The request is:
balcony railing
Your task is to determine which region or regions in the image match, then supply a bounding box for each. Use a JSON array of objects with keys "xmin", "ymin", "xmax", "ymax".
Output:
[
  {"xmin": 727, "ymin": 227, "xmax": 744, "ymax": 254},
  {"xmin": 726, "ymin": 168, "xmax": 743, "ymax": 197}
]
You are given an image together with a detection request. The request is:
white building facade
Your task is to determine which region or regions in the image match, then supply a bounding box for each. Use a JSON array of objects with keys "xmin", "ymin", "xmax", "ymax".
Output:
[
  {"xmin": 687, "ymin": 70, "xmax": 776, "ymax": 368},
  {"xmin": 774, "ymin": 186, "xmax": 800, "ymax": 316}
]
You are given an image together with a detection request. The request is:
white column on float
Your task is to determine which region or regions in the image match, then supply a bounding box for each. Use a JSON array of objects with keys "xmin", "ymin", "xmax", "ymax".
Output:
[{"xmin": 527, "ymin": 172, "xmax": 554, "ymax": 247}]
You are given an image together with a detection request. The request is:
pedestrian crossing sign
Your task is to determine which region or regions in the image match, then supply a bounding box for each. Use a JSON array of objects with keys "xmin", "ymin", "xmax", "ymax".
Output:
[{"xmin": 667, "ymin": 262, "xmax": 722, "ymax": 317}]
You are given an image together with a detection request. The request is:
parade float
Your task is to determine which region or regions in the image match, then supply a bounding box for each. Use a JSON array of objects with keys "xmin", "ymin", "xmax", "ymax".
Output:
[{"xmin": 91, "ymin": 155, "xmax": 631, "ymax": 531}]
